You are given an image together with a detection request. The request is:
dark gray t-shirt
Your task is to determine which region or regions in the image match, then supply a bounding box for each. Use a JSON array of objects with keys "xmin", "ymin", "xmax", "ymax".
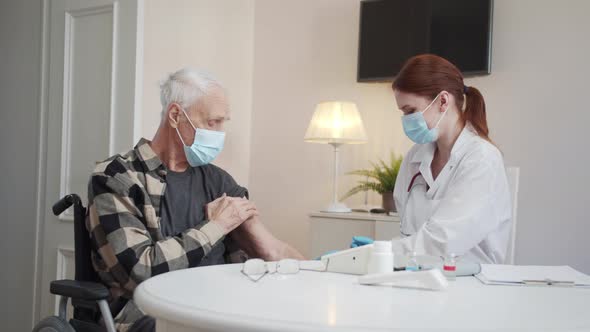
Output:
[{"xmin": 159, "ymin": 164, "xmax": 248, "ymax": 266}]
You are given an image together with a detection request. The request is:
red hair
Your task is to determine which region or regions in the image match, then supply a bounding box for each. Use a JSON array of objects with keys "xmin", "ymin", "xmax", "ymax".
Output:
[{"xmin": 392, "ymin": 54, "xmax": 491, "ymax": 143}]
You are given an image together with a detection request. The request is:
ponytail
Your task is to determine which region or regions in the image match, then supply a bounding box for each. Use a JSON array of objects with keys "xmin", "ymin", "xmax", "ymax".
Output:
[{"xmin": 463, "ymin": 86, "xmax": 492, "ymax": 143}]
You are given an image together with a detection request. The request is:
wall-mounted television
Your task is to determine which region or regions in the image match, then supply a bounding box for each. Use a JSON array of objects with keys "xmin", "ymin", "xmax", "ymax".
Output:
[{"xmin": 357, "ymin": 0, "xmax": 493, "ymax": 82}]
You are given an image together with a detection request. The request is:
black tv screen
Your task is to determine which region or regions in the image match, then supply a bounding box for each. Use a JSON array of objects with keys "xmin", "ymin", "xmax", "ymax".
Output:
[{"xmin": 357, "ymin": 0, "xmax": 493, "ymax": 82}]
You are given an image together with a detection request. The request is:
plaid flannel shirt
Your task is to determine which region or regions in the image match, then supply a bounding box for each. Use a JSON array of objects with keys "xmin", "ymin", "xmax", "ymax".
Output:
[{"xmin": 87, "ymin": 138, "xmax": 247, "ymax": 330}]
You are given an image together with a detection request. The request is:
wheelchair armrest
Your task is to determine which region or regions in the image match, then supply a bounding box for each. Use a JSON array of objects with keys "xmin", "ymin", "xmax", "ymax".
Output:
[{"xmin": 50, "ymin": 279, "xmax": 110, "ymax": 301}]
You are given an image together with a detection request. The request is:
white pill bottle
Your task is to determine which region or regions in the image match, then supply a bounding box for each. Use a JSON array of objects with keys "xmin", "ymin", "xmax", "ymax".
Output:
[{"xmin": 367, "ymin": 241, "xmax": 394, "ymax": 274}]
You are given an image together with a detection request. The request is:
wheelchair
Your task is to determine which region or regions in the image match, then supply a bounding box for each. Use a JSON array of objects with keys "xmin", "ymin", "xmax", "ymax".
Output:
[{"xmin": 32, "ymin": 194, "xmax": 117, "ymax": 332}]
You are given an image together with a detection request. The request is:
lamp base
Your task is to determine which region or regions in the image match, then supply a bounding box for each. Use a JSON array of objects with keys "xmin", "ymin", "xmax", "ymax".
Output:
[{"xmin": 321, "ymin": 202, "xmax": 352, "ymax": 213}]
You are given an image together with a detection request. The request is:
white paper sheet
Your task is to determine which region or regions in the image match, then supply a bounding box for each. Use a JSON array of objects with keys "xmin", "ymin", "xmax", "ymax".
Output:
[{"xmin": 477, "ymin": 264, "xmax": 590, "ymax": 287}]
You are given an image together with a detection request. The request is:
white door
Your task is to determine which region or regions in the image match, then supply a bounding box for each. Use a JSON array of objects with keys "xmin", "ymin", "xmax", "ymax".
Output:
[{"xmin": 33, "ymin": 0, "xmax": 143, "ymax": 324}]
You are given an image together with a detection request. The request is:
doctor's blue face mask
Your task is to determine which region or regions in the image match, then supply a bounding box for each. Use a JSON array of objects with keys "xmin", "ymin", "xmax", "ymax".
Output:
[
  {"xmin": 401, "ymin": 92, "xmax": 449, "ymax": 144},
  {"xmin": 175, "ymin": 108, "xmax": 225, "ymax": 167}
]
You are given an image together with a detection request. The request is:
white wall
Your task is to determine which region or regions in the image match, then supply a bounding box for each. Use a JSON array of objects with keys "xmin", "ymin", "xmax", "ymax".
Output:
[
  {"xmin": 142, "ymin": 0, "xmax": 255, "ymax": 186},
  {"xmin": 470, "ymin": 0, "xmax": 590, "ymax": 270},
  {"xmin": 0, "ymin": 0, "xmax": 42, "ymax": 329},
  {"xmin": 249, "ymin": 0, "xmax": 590, "ymax": 273},
  {"xmin": 249, "ymin": 0, "xmax": 414, "ymax": 258}
]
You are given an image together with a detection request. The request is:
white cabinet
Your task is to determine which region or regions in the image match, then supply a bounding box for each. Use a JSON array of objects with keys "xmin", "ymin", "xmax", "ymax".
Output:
[{"xmin": 309, "ymin": 212, "xmax": 400, "ymax": 259}]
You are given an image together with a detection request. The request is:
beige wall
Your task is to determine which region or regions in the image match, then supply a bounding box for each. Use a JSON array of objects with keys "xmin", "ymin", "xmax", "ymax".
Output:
[
  {"xmin": 249, "ymin": 0, "xmax": 414, "ymax": 258},
  {"xmin": 142, "ymin": 0, "xmax": 254, "ymax": 186},
  {"xmin": 142, "ymin": 0, "xmax": 590, "ymax": 273},
  {"xmin": 469, "ymin": 0, "xmax": 590, "ymax": 270},
  {"xmin": 249, "ymin": 0, "xmax": 590, "ymax": 272}
]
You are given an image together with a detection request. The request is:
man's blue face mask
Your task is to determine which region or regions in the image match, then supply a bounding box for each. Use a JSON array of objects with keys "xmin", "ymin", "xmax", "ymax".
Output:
[
  {"xmin": 176, "ymin": 108, "xmax": 225, "ymax": 167},
  {"xmin": 401, "ymin": 92, "xmax": 448, "ymax": 144}
]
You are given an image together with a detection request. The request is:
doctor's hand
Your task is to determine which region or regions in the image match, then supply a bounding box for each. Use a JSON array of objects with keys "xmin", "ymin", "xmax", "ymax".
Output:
[{"xmin": 206, "ymin": 194, "xmax": 259, "ymax": 235}]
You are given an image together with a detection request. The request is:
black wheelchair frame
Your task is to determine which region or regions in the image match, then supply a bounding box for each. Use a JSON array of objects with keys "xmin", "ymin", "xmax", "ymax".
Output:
[{"xmin": 33, "ymin": 194, "xmax": 116, "ymax": 332}]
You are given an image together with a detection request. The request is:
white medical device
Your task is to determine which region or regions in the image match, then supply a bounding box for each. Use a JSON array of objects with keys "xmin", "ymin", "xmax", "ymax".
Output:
[
  {"xmin": 358, "ymin": 269, "xmax": 449, "ymax": 291},
  {"xmin": 321, "ymin": 244, "xmax": 374, "ymax": 275},
  {"xmin": 319, "ymin": 242, "xmax": 477, "ymax": 292}
]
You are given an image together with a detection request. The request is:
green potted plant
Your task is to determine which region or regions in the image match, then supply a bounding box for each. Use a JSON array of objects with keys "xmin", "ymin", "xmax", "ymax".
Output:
[{"xmin": 341, "ymin": 152, "xmax": 403, "ymax": 213}]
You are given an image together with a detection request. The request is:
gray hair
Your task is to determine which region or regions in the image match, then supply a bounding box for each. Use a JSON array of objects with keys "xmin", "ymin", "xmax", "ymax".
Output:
[{"xmin": 159, "ymin": 68, "xmax": 222, "ymax": 118}]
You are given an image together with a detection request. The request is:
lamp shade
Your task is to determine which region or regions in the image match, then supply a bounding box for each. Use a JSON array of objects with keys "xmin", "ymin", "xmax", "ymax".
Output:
[{"xmin": 304, "ymin": 101, "xmax": 368, "ymax": 144}]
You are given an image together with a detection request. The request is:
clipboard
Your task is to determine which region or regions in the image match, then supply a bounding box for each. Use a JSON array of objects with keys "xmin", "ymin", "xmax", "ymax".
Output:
[{"xmin": 475, "ymin": 264, "xmax": 590, "ymax": 288}]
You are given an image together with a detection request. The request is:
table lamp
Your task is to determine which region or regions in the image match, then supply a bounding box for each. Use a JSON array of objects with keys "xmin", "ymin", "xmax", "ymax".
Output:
[{"xmin": 304, "ymin": 101, "xmax": 368, "ymax": 213}]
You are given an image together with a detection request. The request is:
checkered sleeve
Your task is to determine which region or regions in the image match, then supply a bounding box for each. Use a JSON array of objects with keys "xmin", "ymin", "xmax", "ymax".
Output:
[{"xmin": 88, "ymin": 172, "xmax": 226, "ymax": 286}]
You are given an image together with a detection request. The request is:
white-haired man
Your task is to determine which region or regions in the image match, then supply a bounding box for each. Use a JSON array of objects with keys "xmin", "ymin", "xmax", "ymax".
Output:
[{"xmin": 87, "ymin": 68, "xmax": 303, "ymax": 332}]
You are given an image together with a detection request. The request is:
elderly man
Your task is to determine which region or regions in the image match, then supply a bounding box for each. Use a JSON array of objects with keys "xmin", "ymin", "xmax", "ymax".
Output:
[{"xmin": 87, "ymin": 68, "xmax": 303, "ymax": 332}]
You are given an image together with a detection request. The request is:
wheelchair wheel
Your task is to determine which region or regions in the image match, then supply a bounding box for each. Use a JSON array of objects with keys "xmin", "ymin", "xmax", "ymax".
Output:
[{"xmin": 32, "ymin": 316, "xmax": 76, "ymax": 332}]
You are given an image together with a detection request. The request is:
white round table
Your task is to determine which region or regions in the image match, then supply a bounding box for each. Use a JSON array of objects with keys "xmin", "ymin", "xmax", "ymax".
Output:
[{"xmin": 134, "ymin": 264, "xmax": 590, "ymax": 332}]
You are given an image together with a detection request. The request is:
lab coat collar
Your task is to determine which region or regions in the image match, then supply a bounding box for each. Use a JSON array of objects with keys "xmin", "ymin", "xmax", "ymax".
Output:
[
  {"xmin": 410, "ymin": 125, "xmax": 477, "ymax": 165},
  {"xmin": 410, "ymin": 142, "xmax": 435, "ymax": 164},
  {"xmin": 448, "ymin": 125, "xmax": 478, "ymax": 165},
  {"xmin": 410, "ymin": 142, "xmax": 436, "ymax": 186},
  {"xmin": 408, "ymin": 126, "xmax": 478, "ymax": 190}
]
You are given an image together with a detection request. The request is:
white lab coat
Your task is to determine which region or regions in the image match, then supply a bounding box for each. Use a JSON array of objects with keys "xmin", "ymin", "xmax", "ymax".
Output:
[{"xmin": 392, "ymin": 126, "xmax": 512, "ymax": 264}]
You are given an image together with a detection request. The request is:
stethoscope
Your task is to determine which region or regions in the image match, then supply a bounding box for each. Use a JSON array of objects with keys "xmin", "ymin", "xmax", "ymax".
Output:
[
  {"xmin": 407, "ymin": 171, "xmax": 430, "ymax": 193},
  {"xmin": 400, "ymin": 171, "xmax": 430, "ymax": 237}
]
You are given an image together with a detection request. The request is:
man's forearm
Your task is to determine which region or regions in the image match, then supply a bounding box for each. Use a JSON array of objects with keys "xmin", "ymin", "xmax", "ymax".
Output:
[{"xmin": 230, "ymin": 218, "xmax": 305, "ymax": 261}]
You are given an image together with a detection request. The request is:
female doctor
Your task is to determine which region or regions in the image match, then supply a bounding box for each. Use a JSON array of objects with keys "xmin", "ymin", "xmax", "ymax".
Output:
[{"xmin": 391, "ymin": 54, "xmax": 511, "ymax": 264}]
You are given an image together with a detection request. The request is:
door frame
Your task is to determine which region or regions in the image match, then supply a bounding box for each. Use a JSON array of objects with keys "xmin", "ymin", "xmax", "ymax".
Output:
[{"xmin": 31, "ymin": 0, "xmax": 144, "ymax": 326}]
